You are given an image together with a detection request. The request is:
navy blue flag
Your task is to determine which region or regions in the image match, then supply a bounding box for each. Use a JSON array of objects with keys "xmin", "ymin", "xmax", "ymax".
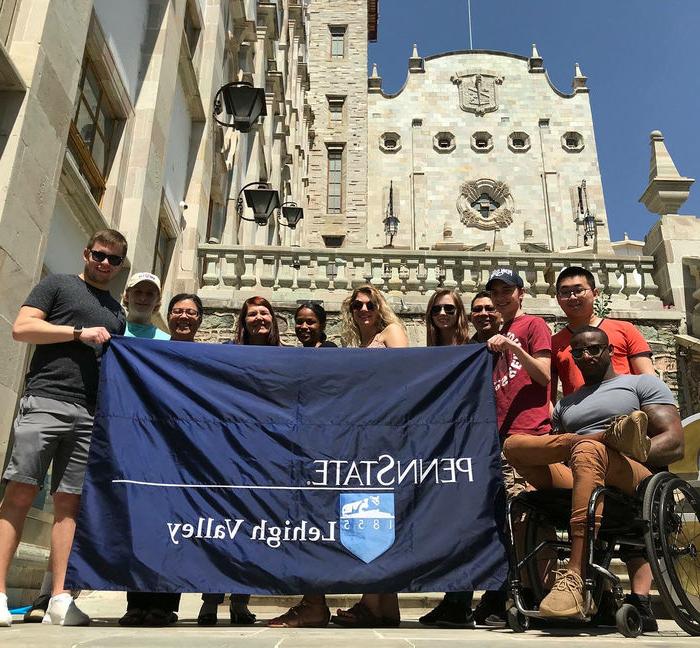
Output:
[{"xmin": 66, "ymin": 337, "xmax": 507, "ymax": 594}]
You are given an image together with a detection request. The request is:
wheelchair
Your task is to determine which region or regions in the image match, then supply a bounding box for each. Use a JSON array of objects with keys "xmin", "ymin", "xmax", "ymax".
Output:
[{"xmin": 505, "ymin": 471, "xmax": 700, "ymax": 637}]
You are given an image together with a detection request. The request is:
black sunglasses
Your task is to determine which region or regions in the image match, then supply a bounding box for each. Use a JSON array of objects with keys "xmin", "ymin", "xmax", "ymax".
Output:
[
  {"xmin": 431, "ymin": 304, "xmax": 457, "ymax": 315},
  {"xmin": 351, "ymin": 299, "xmax": 376, "ymax": 311},
  {"xmin": 570, "ymin": 344, "xmax": 606, "ymax": 360},
  {"xmin": 472, "ymin": 305, "xmax": 496, "ymax": 313},
  {"xmin": 89, "ymin": 249, "xmax": 124, "ymax": 267}
]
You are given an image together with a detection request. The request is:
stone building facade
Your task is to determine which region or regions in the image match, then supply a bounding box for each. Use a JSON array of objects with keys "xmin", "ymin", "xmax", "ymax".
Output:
[
  {"xmin": 0, "ymin": 0, "xmax": 699, "ymax": 604},
  {"xmin": 367, "ymin": 47, "xmax": 611, "ymax": 254}
]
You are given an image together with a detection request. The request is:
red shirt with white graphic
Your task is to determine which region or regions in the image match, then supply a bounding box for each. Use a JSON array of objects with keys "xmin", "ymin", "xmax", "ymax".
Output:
[{"xmin": 493, "ymin": 313, "xmax": 552, "ymax": 438}]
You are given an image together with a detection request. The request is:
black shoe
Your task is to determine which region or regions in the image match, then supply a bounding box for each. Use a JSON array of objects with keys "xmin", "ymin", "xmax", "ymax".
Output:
[
  {"xmin": 230, "ymin": 606, "xmax": 256, "ymax": 625},
  {"xmin": 624, "ymin": 594, "xmax": 658, "ymax": 633},
  {"xmin": 419, "ymin": 598, "xmax": 475, "ymax": 628},
  {"xmin": 197, "ymin": 611, "xmax": 218, "ymax": 626},
  {"xmin": 23, "ymin": 593, "xmax": 50, "ymax": 623},
  {"xmin": 143, "ymin": 608, "xmax": 177, "ymax": 626},
  {"xmin": 118, "ymin": 608, "xmax": 147, "ymax": 627},
  {"xmin": 474, "ymin": 591, "xmax": 507, "ymax": 626}
]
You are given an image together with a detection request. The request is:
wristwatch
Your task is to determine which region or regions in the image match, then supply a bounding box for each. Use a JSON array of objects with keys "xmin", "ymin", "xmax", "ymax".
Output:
[{"xmin": 73, "ymin": 326, "xmax": 83, "ymax": 341}]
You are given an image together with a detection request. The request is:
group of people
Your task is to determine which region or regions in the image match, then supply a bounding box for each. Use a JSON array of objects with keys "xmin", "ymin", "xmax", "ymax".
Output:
[{"xmin": 0, "ymin": 228, "xmax": 684, "ymax": 634}]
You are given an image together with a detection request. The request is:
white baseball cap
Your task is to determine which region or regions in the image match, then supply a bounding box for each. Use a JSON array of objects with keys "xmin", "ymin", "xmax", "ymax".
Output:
[{"xmin": 126, "ymin": 272, "xmax": 161, "ymax": 292}]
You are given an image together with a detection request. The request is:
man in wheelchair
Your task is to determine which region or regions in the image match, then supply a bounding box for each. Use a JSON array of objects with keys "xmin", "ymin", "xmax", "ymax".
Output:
[{"xmin": 503, "ymin": 325, "xmax": 684, "ymax": 625}]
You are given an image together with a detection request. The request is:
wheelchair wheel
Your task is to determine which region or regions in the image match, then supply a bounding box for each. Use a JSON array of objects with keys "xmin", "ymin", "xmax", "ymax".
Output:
[
  {"xmin": 615, "ymin": 603, "xmax": 642, "ymax": 638},
  {"xmin": 507, "ymin": 605, "xmax": 529, "ymax": 633},
  {"xmin": 646, "ymin": 477, "xmax": 700, "ymax": 636}
]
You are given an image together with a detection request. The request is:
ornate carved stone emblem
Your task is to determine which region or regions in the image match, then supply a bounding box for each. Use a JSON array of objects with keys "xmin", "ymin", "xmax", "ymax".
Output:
[
  {"xmin": 451, "ymin": 72, "xmax": 503, "ymax": 115},
  {"xmin": 457, "ymin": 179, "xmax": 514, "ymax": 230}
]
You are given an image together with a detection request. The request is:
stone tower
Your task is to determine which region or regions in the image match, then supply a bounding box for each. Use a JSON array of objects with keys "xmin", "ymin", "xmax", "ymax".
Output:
[{"xmin": 304, "ymin": 0, "xmax": 376, "ymax": 248}]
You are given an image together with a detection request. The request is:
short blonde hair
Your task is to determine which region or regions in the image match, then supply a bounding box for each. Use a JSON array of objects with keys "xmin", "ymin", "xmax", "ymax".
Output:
[{"xmin": 340, "ymin": 285, "xmax": 405, "ymax": 347}]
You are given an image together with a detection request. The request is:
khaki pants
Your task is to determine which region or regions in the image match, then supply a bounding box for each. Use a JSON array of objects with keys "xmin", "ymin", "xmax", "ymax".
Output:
[{"xmin": 503, "ymin": 434, "xmax": 651, "ymax": 538}]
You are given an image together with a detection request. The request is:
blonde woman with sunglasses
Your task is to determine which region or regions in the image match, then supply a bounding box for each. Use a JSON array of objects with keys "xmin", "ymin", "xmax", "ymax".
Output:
[
  {"xmin": 332, "ymin": 286, "xmax": 407, "ymax": 627},
  {"xmin": 340, "ymin": 285, "xmax": 408, "ymax": 349},
  {"xmin": 425, "ymin": 289, "xmax": 470, "ymax": 347}
]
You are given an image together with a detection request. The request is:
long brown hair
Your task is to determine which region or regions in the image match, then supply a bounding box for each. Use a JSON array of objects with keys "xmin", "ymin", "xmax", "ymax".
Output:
[
  {"xmin": 235, "ymin": 296, "xmax": 281, "ymax": 346},
  {"xmin": 425, "ymin": 289, "xmax": 469, "ymax": 346},
  {"xmin": 340, "ymin": 284, "xmax": 404, "ymax": 347}
]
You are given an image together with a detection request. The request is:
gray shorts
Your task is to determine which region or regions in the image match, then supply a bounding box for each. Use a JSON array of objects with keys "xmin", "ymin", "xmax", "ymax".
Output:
[{"xmin": 2, "ymin": 395, "xmax": 94, "ymax": 495}]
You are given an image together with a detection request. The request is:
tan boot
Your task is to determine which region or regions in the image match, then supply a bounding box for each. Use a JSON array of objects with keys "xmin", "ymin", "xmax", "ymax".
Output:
[
  {"xmin": 538, "ymin": 569, "xmax": 586, "ymax": 618},
  {"xmin": 602, "ymin": 410, "xmax": 650, "ymax": 463}
]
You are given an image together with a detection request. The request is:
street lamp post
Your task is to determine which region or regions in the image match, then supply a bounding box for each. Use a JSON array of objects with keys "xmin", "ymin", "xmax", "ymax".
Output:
[
  {"xmin": 383, "ymin": 180, "xmax": 399, "ymax": 247},
  {"xmin": 577, "ymin": 179, "xmax": 597, "ymax": 247},
  {"xmin": 213, "ymin": 81, "xmax": 267, "ymax": 132}
]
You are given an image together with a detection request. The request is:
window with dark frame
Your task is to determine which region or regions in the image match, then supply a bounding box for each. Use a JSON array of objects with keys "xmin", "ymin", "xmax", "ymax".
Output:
[
  {"xmin": 328, "ymin": 96, "xmax": 345, "ymax": 122},
  {"xmin": 327, "ymin": 148, "xmax": 343, "ymax": 214},
  {"xmin": 67, "ymin": 57, "xmax": 116, "ymax": 202},
  {"xmin": 153, "ymin": 218, "xmax": 174, "ymax": 281},
  {"xmin": 330, "ymin": 26, "xmax": 346, "ymax": 58}
]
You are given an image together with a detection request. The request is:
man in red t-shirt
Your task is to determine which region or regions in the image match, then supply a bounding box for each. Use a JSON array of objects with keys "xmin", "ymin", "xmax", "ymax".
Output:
[
  {"xmin": 552, "ymin": 266, "xmax": 654, "ymax": 399},
  {"xmin": 550, "ymin": 265, "xmax": 656, "ymax": 616},
  {"xmin": 485, "ymin": 268, "xmax": 552, "ymax": 439}
]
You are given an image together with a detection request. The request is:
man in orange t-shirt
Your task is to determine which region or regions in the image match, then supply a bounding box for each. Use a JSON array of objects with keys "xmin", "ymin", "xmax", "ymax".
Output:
[
  {"xmin": 551, "ymin": 266, "xmax": 654, "ymax": 399},
  {"xmin": 551, "ymin": 265, "xmax": 656, "ymax": 615}
]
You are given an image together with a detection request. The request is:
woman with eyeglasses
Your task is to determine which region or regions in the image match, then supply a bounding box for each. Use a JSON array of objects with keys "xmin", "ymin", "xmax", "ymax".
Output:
[
  {"xmin": 198, "ymin": 296, "xmax": 280, "ymax": 627},
  {"xmin": 167, "ymin": 294, "xmax": 203, "ymax": 342},
  {"xmin": 332, "ymin": 286, "xmax": 407, "ymax": 628},
  {"xmin": 119, "ymin": 293, "xmax": 203, "ymax": 628},
  {"xmin": 266, "ymin": 302, "xmax": 336, "ymax": 628},
  {"xmin": 425, "ymin": 289, "xmax": 470, "ymax": 346}
]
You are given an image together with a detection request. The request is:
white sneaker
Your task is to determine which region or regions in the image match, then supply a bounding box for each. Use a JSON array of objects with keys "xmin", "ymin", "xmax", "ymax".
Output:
[
  {"xmin": 0, "ymin": 593, "xmax": 11, "ymax": 627},
  {"xmin": 44, "ymin": 593, "xmax": 90, "ymax": 626}
]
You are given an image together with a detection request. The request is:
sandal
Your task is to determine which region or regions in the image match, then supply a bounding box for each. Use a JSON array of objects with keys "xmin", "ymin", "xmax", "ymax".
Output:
[
  {"xmin": 331, "ymin": 602, "xmax": 399, "ymax": 628},
  {"xmin": 268, "ymin": 602, "xmax": 331, "ymax": 628}
]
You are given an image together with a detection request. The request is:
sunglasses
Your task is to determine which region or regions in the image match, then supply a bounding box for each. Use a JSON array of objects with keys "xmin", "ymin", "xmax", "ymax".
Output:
[
  {"xmin": 431, "ymin": 304, "xmax": 457, "ymax": 315},
  {"xmin": 557, "ymin": 286, "xmax": 590, "ymax": 299},
  {"xmin": 351, "ymin": 300, "xmax": 376, "ymax": 311},
  {"xmin": 472, "ymin": 305, "xmax": 496, "ymax": 313},
  {"xmin": 89, "ymin": 249, "xmax": 124, "ymax": 267},
  {"xmin": 570, "ymin": 344, "xmax": 606, "ymax": 360}
]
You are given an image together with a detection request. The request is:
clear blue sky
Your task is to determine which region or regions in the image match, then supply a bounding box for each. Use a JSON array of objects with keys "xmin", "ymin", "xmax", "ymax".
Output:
[{"xmin": 368, "ymin": 0, "xmax": 700, "ymax": 242}]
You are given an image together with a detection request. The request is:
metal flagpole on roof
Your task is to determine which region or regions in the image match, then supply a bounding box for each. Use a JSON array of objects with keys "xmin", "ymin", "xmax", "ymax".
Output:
[{"xmin": 467, "ymin": 0, "xmax": 474, "ymax": 50}]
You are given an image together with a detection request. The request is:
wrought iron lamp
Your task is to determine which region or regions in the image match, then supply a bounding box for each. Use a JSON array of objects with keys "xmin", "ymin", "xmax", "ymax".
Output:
[
  {"xmin": 213, "ymin": 81, "xmax": 266, "ymax": 132},
  {"xmin": 280, "ymin": 202, "xmax": 304, "ymax": 229},
  {"xmin": 577, "ymin": 179, "xmax": 597, "ymax": 246},
  {"xmin": 236, "ymin": 182, "xmax": 281, "ymax": 226}
]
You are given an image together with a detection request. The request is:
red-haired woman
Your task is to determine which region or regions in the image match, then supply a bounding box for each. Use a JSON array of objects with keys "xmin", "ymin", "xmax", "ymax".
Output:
[{"xmin": 198, "ymin": 296, "xmax": 281, "ymax": 626}]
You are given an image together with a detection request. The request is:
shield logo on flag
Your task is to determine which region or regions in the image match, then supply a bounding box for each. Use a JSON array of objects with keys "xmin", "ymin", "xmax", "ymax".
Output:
[{"xmin": 339, "ymin": 493, "xmax": 395, "ymax": 563}]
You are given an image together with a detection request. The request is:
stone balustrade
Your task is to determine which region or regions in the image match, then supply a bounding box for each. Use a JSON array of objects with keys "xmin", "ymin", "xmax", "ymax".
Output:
[{"xmin": 198, "ymin": 244, "xmax": 662, "ymax": 310}]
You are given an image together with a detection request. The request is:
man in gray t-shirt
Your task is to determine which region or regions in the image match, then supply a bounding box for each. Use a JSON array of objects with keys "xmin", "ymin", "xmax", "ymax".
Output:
[
  {"xmin": 0, "ymin": 230, "xmax": 127, "ymax": 628},
  {"xmin": 503, "ymin": 326, "xmax": 683, "ymax": 623},
  {"xmin": 552, "ymin": 373, "xmax": 675, "ymax": 437}
]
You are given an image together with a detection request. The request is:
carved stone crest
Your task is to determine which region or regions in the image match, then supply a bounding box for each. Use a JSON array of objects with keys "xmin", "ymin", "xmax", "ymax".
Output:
[
  {"xmin": 451, "ymin": 72, "xmax": 503, "ymax": 115},
  {"xmin": 457, "ymin": 179, "xmax": 514, "ymax": 230}
]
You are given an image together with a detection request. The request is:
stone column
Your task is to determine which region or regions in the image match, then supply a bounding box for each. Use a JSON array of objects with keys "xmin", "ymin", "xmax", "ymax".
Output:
[
  {"xmin": 117, "ymin": 0, "xmax": 183, "ymax": 273},
  {"xmin": 0, "ymin": 0, "xmax": 92, "ymax": 459}
]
